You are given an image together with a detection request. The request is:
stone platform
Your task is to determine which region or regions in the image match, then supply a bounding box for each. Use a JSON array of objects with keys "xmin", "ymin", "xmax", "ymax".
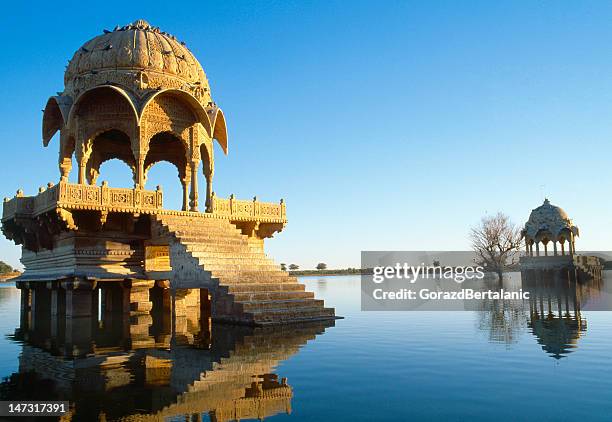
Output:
[
  {"xmin": 519, "ymin": 254, "xmax": 603, "ymax": 282},
  {"xmin": 2, "ymin": 182, "xmax": 337, "ymax": 326}
]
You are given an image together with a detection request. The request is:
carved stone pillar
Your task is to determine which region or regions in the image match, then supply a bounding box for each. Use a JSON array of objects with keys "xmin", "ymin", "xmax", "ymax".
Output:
[
  {"xmin": 76, "ymin": 139, "xmax": 92, "ymax": 185},
  {"xmin": 201, "ymin": 140, "xmax": 214, "ymax": 213},
  {"xmin": 48, "ymin": 281, "xmax": 65, "ymax": 338},
  {"xmin": 49, "ymin": 282, "xmax": 62, "ymax": 317},
  {"xmin": 18, "ymin": 285, "xmax": 32, "ymax": 331},
  {"xmin": 561, "ymin": 240, "xmax": 565, "ymax": 256},
  {"xmin": 62, "ymin": 278, "xmax": 95, "ymax": 318},
  {"xmin": 136, "ymin": 157, "xmax": 145, "ymax": 189},
  {"xmin": 59, "ymin": 132, "xmax": 74, "ymax": 182},
  {"xmin": 189, "ymin": 159, "xmax": 200, "ymax": 212},
  {"xmin": 126, "ymin": 279, "xmax": 155, "ymax": 314},
  {"xmin": 88, "ymin": 168, "xmax": 100, "ymax": 186},
  {"xmin": 133, "ymin": 126, "xmax": 148, "ymax": 189},
  {"xmin": 182, "ymin": 170, "xmax": 191, "ymax": 212},
  {"xmin": 60, "ymin": 278, "xmax": 96, "ymax": 355},
  {"xmin": 59, "ymin": 157, "xmax": 72, "ymax": 182},
  {"xmin": 19, "ymin": 285, "xmax": 31, "ymax": 314},
  {"xmin": 31, "ymin": 284, "xmax": 53, "ymax": 332},
  {"xmin": 205, "ymin": 173, "xmax": 213, "ymax": 213},
  {"xmin": 124, "ymin": 279, "xmax": 155, "ymax": 349},
  {"xmin": 173, "ymin": 288, "xmax": 201, "ymax": 346}
]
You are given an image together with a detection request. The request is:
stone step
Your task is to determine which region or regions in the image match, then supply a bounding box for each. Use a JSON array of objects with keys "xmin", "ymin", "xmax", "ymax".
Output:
[
  {"xmin": 187, "ymin": 250, "xmax": 270, "ymax": 261},
  {"xmin": 178, "ymin": 242, "xmax": 257, "ymax": 253},
  {"xmin": 193, "ymin": 259, "xmax": 277, "ymax": 269},
  {"xmin": 171, "ymin": 229, "xmax": 246, "ymax": 239},
  {"xmin": 179, "ymin": 239, "xmax": 250, "ymax": 247},
  {"xmin": 156, "ymin": 216, "xmax": 229, "ymax": 224},
  {"xmin": 206, "ymin": 270, "xmax": 292, "ymax": 281},
  {"xmin": 248, "ymin": 307, "xmax": 336, "ymax": 324},
  {"xmin": 198, "ymin": 265, "xmax": 283, "ymax": 275},
  {"xmin": 181, "ymin": 250, "xmax": 271, "ymax": 259},
  {"xmin": 154, "ymin": 216, "xmax": 337, "ymax": 325},
  {"xmin": 166, "ymin": 224, "xmax": 244, "ymax": 232},
  {"xmin": 176, "ymin": 236, "xmax": 247, "ymax": 245},
  {"xmin": 231, "ymin": 291, "xmax": 314, "ymax": 301},
  {"xmin": 182, "ymin": 243, "xmax": 256, "ymax": 253},
  {"xmin": 226, "ymin": 283, "xmax": 306, "ymax": 293},
  {"xmin": 155, "ymin": 216, "xmax": 236, "ymax": 226},
  {"xmin": 189, "ymin": 255, "xmax": 276, "ymax": 265},
  {"xmin": 197, "ymin": 265, "xmax": 282, "ymax": 275},
  {"xmin": 241, "ymin": 299, "xmax": 324, "ymax": 312},
  {"xmin": 158, "ymin": 224, "xmax": 238, "ymax": 234},
  {"xmin": 218, "ymin": 274, "xmax": 298, "ymax": 285},
  {"xmin": 214, "ymin": 276, "xmax": 294, "ymax": 285}
]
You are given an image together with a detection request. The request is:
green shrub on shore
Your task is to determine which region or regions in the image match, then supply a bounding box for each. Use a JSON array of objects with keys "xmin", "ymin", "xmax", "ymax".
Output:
[{"xmin": 0, "ymin": 261, "xmax": 13, "ymax": 275}]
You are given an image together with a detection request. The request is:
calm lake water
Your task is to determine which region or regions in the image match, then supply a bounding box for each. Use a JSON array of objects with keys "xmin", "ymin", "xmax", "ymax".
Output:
[{"xmin": 2, "ymin": 274, "xmax": 612, "ymax": 421}]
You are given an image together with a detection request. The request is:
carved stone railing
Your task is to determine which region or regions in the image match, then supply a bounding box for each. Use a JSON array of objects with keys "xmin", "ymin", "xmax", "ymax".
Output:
[
  {"xmin": 210, "ymin": 193, "xmax": 286, "ymax": 223},
  {"xmin": 2, "ymin": 181, "xmax": 163, "ymax": 220},
  {"xmin": 2, "ymin": 182, "xmax": 287, "ymax": 226}
]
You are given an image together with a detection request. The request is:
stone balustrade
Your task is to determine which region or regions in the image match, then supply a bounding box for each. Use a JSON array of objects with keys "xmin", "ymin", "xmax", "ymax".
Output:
[
  {"xmin": 210, "ymin": 193, "xmax": 286, "ymax": 223},
  {"xmin": 2, "ymin": 181, "xmax": 164, "ymax": 219},
  {"xmin": 2, "ymin": 182, "xmax": 287, "ymax": 228}
]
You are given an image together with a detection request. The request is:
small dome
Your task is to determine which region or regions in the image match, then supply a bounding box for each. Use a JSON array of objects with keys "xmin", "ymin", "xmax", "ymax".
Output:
[
  {"xmin": 63, "ymin": 20, "xmax": 210, "ymax": 102},
  {"xmin": 523, "ymin": 199, "xmax": 578, "ymax": 240}
]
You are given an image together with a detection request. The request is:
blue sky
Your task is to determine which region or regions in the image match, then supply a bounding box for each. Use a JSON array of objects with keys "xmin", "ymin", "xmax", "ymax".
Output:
[{"xmin": 1, "ymin": 1, "xmax": 612, "ymax": 269}]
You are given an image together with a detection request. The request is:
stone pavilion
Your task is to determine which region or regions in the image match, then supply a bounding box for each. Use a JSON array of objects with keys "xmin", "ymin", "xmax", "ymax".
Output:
[
  {"xmin": 1, "ymin": 20, "xmax": 335, "ymax": 326},
  {"xmin": 520, "ymin": 199, "xmax": 602, "ymax": 280}
]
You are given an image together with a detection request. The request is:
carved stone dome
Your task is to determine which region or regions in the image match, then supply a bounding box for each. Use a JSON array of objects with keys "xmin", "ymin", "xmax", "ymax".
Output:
[
  {"xmin": 523, "ymin": 199, "xmax": 578, "ymax": 240},
  {"xmin": 63, "ymin": 19, "xmax": 210, "ymax": 102}
]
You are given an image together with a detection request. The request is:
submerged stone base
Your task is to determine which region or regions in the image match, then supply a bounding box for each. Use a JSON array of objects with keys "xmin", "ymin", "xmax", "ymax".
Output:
[
  {"xmin": 9, "ymin": 281, "xmax": 335, "ymax": 421},
  {"xmin": 519, "ymin": 254, "xmax": 603, "ymax": 283}
]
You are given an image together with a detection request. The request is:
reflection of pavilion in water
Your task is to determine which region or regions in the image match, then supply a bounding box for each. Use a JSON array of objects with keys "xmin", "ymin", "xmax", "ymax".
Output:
[
  {"xmin": 2, "ymin": 288, "xmax": 333, "ymax": 421},
  {"xmin": 473, "ymin": 272, "xmax": 604, "ymax": 360},
  {"xmin": 522, "ymin": 271, "xmax": 603, "ymax": 359}
]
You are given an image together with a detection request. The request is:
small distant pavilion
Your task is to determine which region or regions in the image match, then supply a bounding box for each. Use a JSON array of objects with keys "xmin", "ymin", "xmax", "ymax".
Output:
[
  {"xmin": 521, "ymin": 199, "xmax": 579, "ymax": 257},
  {"xmin": 520, "ymin": 199, "xmax": 602, "ymax": 280}
]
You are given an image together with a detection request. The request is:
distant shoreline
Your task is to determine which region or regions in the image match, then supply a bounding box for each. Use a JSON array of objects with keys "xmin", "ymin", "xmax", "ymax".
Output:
[
  {"xmin": 290, "ymin": 269, "xmax": 371, "ymax": 277},
  {"xmin": 0, "ymin": 272, "xmax": 20, "ymax": 283}
]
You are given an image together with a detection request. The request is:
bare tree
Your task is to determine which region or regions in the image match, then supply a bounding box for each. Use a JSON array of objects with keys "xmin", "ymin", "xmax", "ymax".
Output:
[{"xmin": 470, "ymin": 212, "xmax": 522, "ymax": 281}]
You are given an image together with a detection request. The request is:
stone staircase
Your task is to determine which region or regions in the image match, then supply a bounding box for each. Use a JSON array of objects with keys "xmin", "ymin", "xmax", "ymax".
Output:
[{"xmin": 152, "ymin": 214, "xmax": 336, "ymax": 325}]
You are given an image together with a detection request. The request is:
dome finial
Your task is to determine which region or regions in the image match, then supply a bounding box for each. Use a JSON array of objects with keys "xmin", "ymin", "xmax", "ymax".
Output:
[{"xmin": 131, "ymin": 19, "xmax": 151, "ymax": 29}]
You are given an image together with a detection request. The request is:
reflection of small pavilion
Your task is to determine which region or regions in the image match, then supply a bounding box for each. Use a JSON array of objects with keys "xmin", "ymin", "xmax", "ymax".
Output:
[{"xmin": 522, "ymin": 271, "xmax": 602, "ymax": 359}]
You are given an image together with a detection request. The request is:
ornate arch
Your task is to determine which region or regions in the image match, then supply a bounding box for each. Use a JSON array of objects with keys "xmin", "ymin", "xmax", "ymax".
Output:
[
  {"xmin": 209, "ymin": 107, "xmax": 228, "ymax": 155},
  {"xmin": 58, "ymin": 133, "xmax": 76, "ymax": 181},
  {"xmin": 139, "ymin": 89, "xmax": 211, "ymax": 134},
  {"xmin": 144, "ymin": 131, "xmax": 189, "ymax": 182},
  {"xmin": 88, "ymin": 156, "xmax": 137, "ymax": 186},
  {"xmin": 67, "ymin": 87, "xmax": 139, "ymax": 185},
  {"xmin": 85, "ymin": 129, "xmax": 137, "ymax": 186},
  {"xmin": 42, "ymin": 96, "xmax": 72, "ymax": 146},
  {"xmin": 200, "ymin": 141, "xmax": 214, "ymax": 178},
  {"xmin": 67, "ymin": 85, "xmax": 138, "ymax": 129}
]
